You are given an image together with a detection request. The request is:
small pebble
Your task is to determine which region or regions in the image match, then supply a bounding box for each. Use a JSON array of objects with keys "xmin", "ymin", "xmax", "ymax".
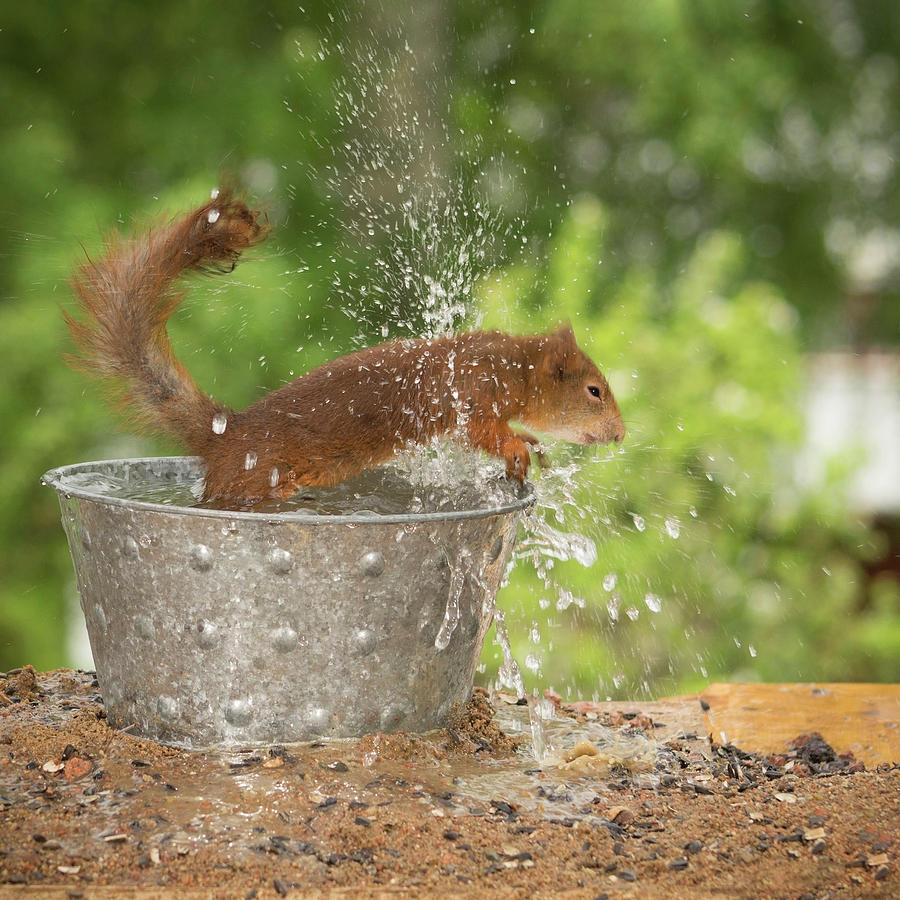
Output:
[{"xmin": 608, "ymin": 806, "xmax": 634, "ymax": 825}]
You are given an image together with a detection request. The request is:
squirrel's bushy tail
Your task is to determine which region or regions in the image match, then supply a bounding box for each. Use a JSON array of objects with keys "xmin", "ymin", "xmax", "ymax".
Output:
[{"xmin": 66, "ymin": 191, "xmax": 267, "ymax": 452}]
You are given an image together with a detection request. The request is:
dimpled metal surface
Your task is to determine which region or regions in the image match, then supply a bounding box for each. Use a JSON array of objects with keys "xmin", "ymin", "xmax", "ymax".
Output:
[{"xmin": 43, "ymin": 457, "xmax": 532, "ymax": 749}]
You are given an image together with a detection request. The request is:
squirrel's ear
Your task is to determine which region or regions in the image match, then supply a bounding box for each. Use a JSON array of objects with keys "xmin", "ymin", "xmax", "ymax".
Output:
[
  {"xmin": 554, "ymin": 323, "xmax": 577, "ymax": 350},
  {"xmin": 542, "ymin": 324, "xmax": 577, "ymax": 379}
]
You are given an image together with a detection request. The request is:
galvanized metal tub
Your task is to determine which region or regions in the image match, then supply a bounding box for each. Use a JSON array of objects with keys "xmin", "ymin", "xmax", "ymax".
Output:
[{"xmin": 42, "ymin": 456, "xmax": 533, "ymax": 749}]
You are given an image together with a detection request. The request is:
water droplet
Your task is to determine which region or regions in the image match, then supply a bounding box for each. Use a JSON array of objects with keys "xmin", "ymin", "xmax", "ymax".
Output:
[
  {"xmin": 244, "ymin": 451, "xmax": 258, "ymax": 470},
  {"xmin": 93, "ymin": 603, "xmax": 107, "ymax": 633},
  {"xmin": 626, "ymin": 605, "xmax": 639, "ymax": 621},
  {"xmin": 602, "ymin": 572, "xmax": 618, "ymax": 591},
  {"xmin": 606, "ymin": 594, "xmax": 620, "ymax": 623},
  {"xmin": 207, "ymin": 209, "xmax": 221, "ymax": 224},
  {"xmin": 269, "ymin": 467, "xmax": 280, "ymax": 488},
  {"xmin": 644, "ymin": 593, "xmax": 662, "ymax": 613},
  {"xmin": 524, "ymin": 653, "xmax": 541, "ymax": 673},
  {"xmin": 157, "ymin": 695, "xmax": 178, "ymax": 723},
  {"xmin": 631, "ymin": 514, "xmax": 646, "ymax": 532},
  {"xmin": 211, "ymin": 413, "xmax": 227, "ymax": 435},
  {"xmin": 664, "ymin": 517, "xmax": 680, "ymax": 539},
  {"xmin": 749, "ymin": 645, "xmax": 758, "ymax": 658}
]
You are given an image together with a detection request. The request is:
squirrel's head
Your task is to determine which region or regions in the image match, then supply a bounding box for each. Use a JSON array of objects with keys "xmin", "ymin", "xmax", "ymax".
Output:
[{"xmin": 521, "ymin": 325, "xmax": 626, "ymax": 446}]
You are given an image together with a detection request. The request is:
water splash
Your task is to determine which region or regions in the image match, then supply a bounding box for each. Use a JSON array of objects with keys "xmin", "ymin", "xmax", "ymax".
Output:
[
  {"xmin": 515, "ymin": 514, "xmax": 598, "ymax": 568},
  {"xmin": 294, "ymin": 37, "xmax": 521, "ymax": 343},
  {"xmin": 492, "ymin": 608, "xmax": 525, "ymax": 698},
  {"xmin": 434, "ymin": 547, "xmax": 470, "ymax": 651},
  {"xmin": 282, "ymin": 31, "xmax": 711, "ymax": 702}
]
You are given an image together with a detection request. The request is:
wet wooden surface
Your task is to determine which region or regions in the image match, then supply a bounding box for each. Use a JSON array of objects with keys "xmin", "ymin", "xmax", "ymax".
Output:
[
  {"xmin": 698, "ymin": 682, "xmax": 900, "ymax": 767},
  {"xmin": 561, "ymin": 682, "xmax": 899, "ymax": 767}
]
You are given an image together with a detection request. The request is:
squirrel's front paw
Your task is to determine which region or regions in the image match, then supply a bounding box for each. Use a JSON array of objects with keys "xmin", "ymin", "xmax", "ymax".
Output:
[{"xmin": 502, "ymin": 437, "xmax": 531, "ymax": 482}]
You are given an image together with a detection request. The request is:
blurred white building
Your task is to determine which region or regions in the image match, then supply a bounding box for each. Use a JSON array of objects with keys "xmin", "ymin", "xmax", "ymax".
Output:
[{"xmin": 802, "ymin": 352, "xmax": 900, "ymax": 515}]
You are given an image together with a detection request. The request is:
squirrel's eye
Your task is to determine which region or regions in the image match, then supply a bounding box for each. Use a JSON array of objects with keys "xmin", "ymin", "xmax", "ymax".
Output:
[{"xmin": 587, "ymin": 385, "xmax": 601, "ymax": 398}]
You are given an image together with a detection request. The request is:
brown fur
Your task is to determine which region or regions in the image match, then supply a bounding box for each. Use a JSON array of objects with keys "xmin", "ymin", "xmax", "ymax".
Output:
[{"xmin": 67, "ymin": 194, "xmax": 625, "ymax": 506}]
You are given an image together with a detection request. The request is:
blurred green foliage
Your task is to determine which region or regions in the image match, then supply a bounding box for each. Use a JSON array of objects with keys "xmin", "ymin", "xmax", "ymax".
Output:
[
  {"xmin": 480, "ymin": 204, "xmax": 889, "ymax": 695},
  {"xmin": 1, "ymin": 1, "xmax": 897, "ymax": 692}
]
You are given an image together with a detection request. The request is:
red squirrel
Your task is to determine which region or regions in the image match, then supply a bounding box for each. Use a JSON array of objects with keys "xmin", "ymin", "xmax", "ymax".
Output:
[{"xmin": 67, "ymin": 191, "xmax": 625, "ymax": 506}]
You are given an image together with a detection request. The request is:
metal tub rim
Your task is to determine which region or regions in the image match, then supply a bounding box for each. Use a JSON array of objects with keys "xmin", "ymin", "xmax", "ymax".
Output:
[{"xmin": 42, "ymin": 455, "xmax": 535, "ymax": 524}]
